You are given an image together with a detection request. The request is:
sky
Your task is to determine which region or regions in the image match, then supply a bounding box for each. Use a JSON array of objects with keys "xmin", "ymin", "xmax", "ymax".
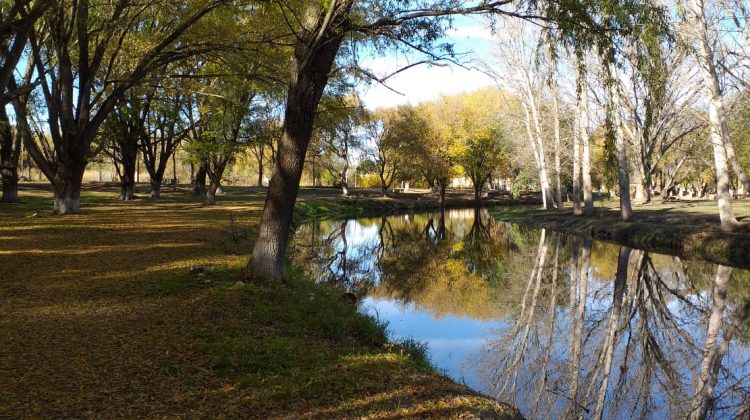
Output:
[{"xmin": 358, "ymin": 16, "xmax": 498, "ymax": 110}]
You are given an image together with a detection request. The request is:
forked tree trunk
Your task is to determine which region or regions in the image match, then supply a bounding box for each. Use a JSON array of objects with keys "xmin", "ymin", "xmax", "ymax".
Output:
[
  {"xmin": 205, "ymin": 157, "xmax": 229, "ymax": 205},
  {"xmin": 249, "ymin": 23, "xmax": 346, "ymax": 280},
  {"xmin": 688, "ymin": 0, "xmax": 743, "ymax": 231}
]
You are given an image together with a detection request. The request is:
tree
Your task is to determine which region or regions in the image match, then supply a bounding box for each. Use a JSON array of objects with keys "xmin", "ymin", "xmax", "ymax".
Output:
[
  {"xmin": 247, "ymin": 0, "xmax": 558, "ymax": 280},
  {"xmin": 0, "ymin": 0, "xmax": 49, "ymax": 203},
  {"xmin": 313, "ymin": 94, "xmax": 365, "ymax": 196},
  {"xmin": 23, "ymin": 0, "xmax": 227, "ymax": 213},
  {"xmin": 447, "ymin": 89, "xmax": 511, "ymax": 205},
  {"xmin": 682, "ymin": 0, "xmax": 748, "ymax": 231},
  {"xmin": 491, "ymin": 18, "xmax": 557, "ymax": 209},
  {"xmin": 365, "ymin": 110, "xmax": 402, "ymax": 197}
]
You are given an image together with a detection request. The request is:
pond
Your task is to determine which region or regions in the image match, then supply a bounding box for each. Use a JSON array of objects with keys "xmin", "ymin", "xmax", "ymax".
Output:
[{"xmin": 292, "ymin": 208, "xmax": 750, "ymax": 419}]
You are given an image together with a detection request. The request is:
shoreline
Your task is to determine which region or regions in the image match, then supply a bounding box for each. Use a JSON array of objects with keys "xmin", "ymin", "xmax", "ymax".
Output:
[{"xmin": 492, "ymin": 202, "xmax": 750, "ymax": 270}]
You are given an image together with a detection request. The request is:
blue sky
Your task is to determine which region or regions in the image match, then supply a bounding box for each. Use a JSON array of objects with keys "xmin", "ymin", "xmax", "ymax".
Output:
[{"xmin": 358, "ymin": 15, "xmax": 497, "ymax": 110}]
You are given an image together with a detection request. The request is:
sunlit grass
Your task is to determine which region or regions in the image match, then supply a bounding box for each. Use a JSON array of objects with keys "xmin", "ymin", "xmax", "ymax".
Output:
[{"xmin": 0, "ymin": 183, "xmax": 518, "ymax": 418}]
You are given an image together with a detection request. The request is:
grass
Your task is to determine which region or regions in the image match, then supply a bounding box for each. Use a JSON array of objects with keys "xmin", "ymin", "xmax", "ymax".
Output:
[
  {"xmin": 0, "ymin": 183, "xmax": 519, "ymax": 418},
  {"xmin": 493, "ymin": 198, "xmax": 750, "ymax": 269}
]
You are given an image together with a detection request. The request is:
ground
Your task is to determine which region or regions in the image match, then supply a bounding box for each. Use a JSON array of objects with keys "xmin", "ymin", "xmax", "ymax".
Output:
[
  {"xmin": 494, "ymin": 198, "xmax": 750, "ymax": 269},
  {"xmin": 0, "ymin": 183, "xmax": 520, "ymax": 419}
]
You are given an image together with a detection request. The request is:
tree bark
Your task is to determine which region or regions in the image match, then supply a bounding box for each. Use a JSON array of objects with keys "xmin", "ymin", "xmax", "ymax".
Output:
[
  {"xmin": 205, "ymin": 157, "xmax": 229, "ymax": 205},
  {"xmin": 438, "ymin": 180, "xmax": 447, "ymax": 210},
  {"xmin": 572, "ymin": 106, "xmax": 583, "ymax": 215},
  {"xmin": 149, "ymin": 179, "xmax": 162, "ymax": 198},
  {"xmin": 0, "ymin": 96, "xmax": 23, "ymax": 203},
  {"xmin": 608, "ymin": 62, "xmax": 633, "ymax": 221},
  {"xmin": 688, "ymin": 0, "xmax": 743, "ymax": 231},
  {"xmin": 579, "ymin": 72, "xmax": 595, "ymax": 216},
  {"xmin": 257, "ymin": 149, "xmax": 264, "ymax": 187},
  {"xmin": 249, "ymin": 18, "xmax": 346, "ymax": 280},
  {"xmin": 689, "ymin": 265, "xmax": 731, "ymax": 419},
  {"xmin": 51, "ymin": 163, "xmax": 86, "ymax": 214},
  {"xmin": 193, "ymin": 163, "xmax": 207, "ymax": 196},
  {"xmin": 553, "ymin": 89, "xmax": 563, "ymax": 207}
]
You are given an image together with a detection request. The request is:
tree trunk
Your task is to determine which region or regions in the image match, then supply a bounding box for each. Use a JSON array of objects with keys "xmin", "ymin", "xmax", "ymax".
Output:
[
  {"xmin": 0, "ymin": 106, "xmax": 22, "ymax": 203},
  {"xmin": 688, "ymin": 0, "xmax": 743, "ymax": 231},
  {"xmin": 249, "ymin": 24, "xmax": 345, "ymax": 280},
  {"xmin": 579, "ymin": 73, "xmax": 594, "ymax": 216},
  {"xmin": 193, "ymin": 163, "xmax": 207, "ymax": 196},
  {"xmin": 205, "ymin": 158, "xmax": 229, "ymax": 205},
  {"xmin": 1, "ymin": 176, "xmax": 19, "ymax": 203},
  {"xmin": 474, "ymin": 181, "xmax": 482, "ymax": 206},
  {"xmin": 572, "ymin": 108, "xmax": 583, "ymax": 215},
  {"xmin": 634, "ymin": 161, "xmax": 652, "ymax": 204},
  {"xmin": 340, "ymin": 164, "xmax": 349, "ymax": 196},
  {"xmin": 689, "ymin": 265, "xmax": 731, "ymax": 419},
  {"xmin": 257, "ymin": 147, "xmax": 264, "ymax": 187},
  {"xmin": 52, "ymin": 164, "xmax": 86, "ymax": 214},
  {"xmin": 608, "ymin": 62, "xmax": 633, "ymax": 221},
  {"xmin": 723, "ymin": 139, "xmax": 750, "ymax": 195},
  {"xmin": 119, "ymin": 139, "xmax": 137, "ymax": 201},
  {"xmin": 553, "ymin": 91, "xmax": 563, "ymax": 207},
  {"xmin": 439, "ymin": 181, "xmax": 447, "ymax": 210},
  {"xmin": 149, "ymin": 179, "xmax": 162, "ymax": 198}
]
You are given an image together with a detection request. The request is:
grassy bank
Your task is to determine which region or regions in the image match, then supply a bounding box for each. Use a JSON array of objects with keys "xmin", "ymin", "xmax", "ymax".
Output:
[
  {"xmin": 494, "ymin": 199, "xmax": 750, "ymax": 270},
  {"xmin": 0, "ymin": 183, "xmax": 519, "ymax": 418}
]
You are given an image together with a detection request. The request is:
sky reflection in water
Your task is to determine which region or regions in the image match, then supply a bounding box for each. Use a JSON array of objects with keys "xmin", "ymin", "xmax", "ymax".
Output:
[{"xmin": 293, "ymin": 208, "xmax": 750, "ymax": 419}]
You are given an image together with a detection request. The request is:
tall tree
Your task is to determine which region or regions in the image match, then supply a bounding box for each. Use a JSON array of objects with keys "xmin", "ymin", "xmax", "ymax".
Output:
[
  {"xmin": 683, "ymin": 0, "xmax": 747, "ymax": 231},
  {"xmin": 23, "ymin": 0, "xmax": 226, "ymax": 213}
]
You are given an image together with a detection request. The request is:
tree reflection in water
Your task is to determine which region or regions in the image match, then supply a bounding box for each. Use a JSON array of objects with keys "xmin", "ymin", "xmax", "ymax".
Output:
[{"xmin": 292, "ymin": 209, "xmax": 750, "ymax": 418}]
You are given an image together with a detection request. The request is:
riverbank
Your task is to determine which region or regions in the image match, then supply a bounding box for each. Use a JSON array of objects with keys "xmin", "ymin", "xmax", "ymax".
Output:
[
  {"xmin": 493, "ymin": 199, "xmax": 750, "ymax": 269},
  {"xmin": 0, "ymin": 184, "xmax": 520, "ymax": 418}
]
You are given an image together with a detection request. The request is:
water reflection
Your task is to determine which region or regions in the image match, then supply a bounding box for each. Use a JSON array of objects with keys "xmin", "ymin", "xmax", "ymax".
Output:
[{"xmin": 292, "ymin": 209, "xmax": 750, "ymax": 418}]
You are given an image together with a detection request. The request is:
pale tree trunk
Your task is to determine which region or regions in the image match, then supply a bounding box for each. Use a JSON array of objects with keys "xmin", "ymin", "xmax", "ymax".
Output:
[
  {"xmin": 553, "ymin": 87, "xmax": 563, "ymax": 207},
  {"xmin": 567, "ymin": 238, "xmax": 591, "ymax": 417},
  {"xmin": 688, "ymin": 0, "xmax": 743, "ymax": 231},
  {"xmin": 249, "ymin": 18, "xmax": 346, "ymax": 280},
  {"xmin": 572, "ymin": 107, "xmax": 583, "ymax": 215},
  {"xmin": 608, "ymin": 62, "xmax": 633, "ymax": 221},
  {"xmin": 579, "ymin": 71, "xmax": 595, "ymax": 215},
  {"xmin": 724, "ymin": 140, "xmax": 750, "ymax": 195},
  {"xmin": 340, "ymin": 161, "xmax": 349, "ymax": 196},
  {"xmin": 592, "ymin": 246, "xmax": 631, "ymax": 419},
  {"xmin": 689, "ymin": 265, "xmax": 731, "ymax": 419},
  {"xmin": 522, "ymin": 102, "xmax": 554, "ymax": 209}
]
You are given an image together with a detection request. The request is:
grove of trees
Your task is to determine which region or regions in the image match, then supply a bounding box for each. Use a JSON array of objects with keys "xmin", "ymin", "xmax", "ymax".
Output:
[{"xmin": 2, "ymin": 0, "xmax": 750, "ymax": 279}]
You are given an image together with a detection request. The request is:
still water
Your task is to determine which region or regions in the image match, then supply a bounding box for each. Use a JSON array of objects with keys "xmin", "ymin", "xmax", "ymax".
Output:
[{"xmin": 292, "ymin": 208, "xmax": 750, "ymax": 419}]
